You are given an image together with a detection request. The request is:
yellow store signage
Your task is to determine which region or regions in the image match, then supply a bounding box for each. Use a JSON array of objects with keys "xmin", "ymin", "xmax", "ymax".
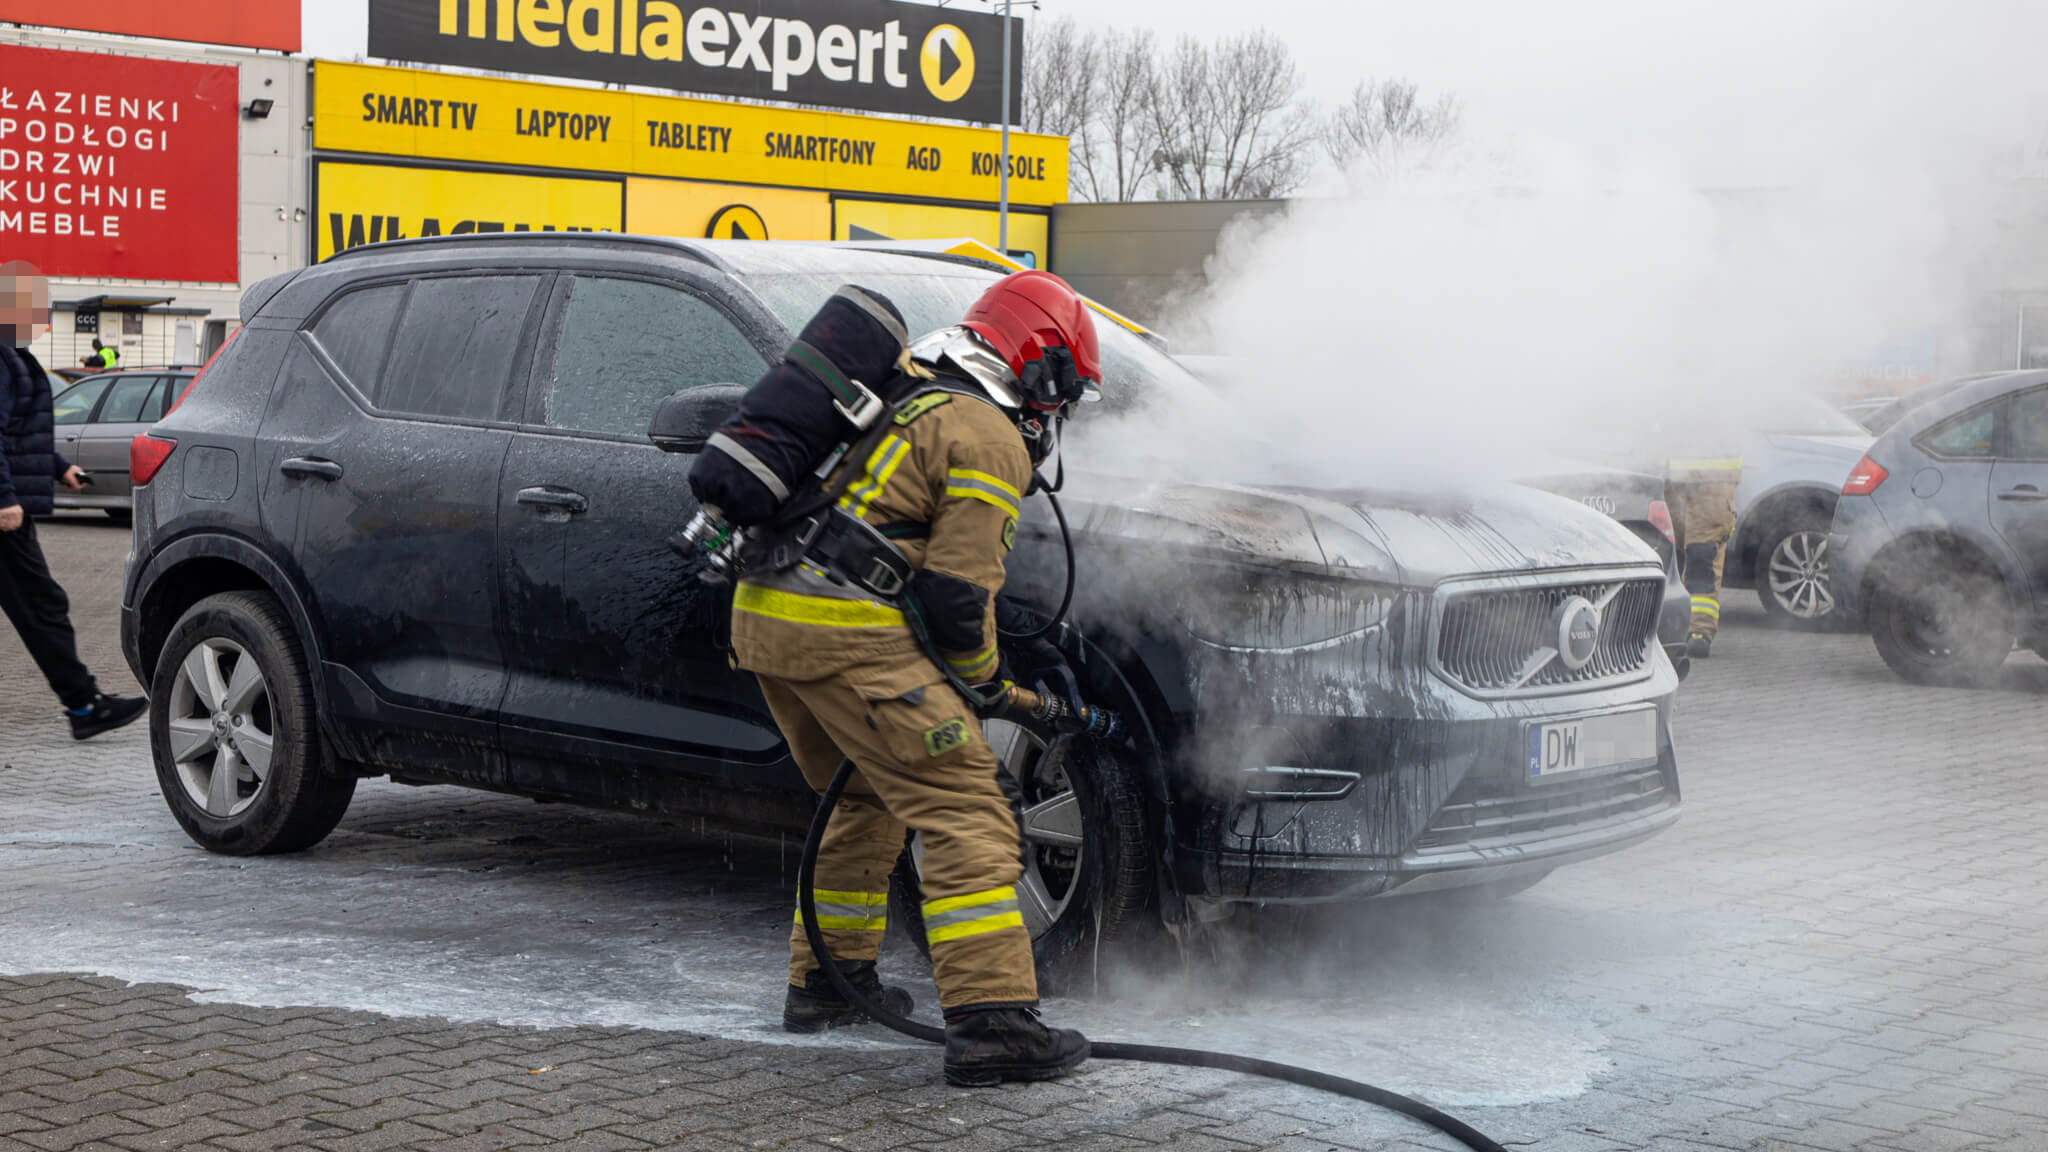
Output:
[
  {"xmin": 314, "ymin": 60, "xmax": 1068, "ymax": 207},
  {"xmin": 315, "ymin": 161, "xmax": 624, "ymax": 260}
]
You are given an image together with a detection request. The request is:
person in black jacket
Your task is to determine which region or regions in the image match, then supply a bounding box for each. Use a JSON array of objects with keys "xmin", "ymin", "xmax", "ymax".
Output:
[{"xmin": 0, "ymin": 262, "xmax": 145, "ymax": 740}]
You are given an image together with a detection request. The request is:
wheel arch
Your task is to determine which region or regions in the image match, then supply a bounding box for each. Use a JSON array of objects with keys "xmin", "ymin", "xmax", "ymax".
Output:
[
  {"xmin": 1862, "ymin": 529, "xmax": 2025, "ymax": 617},
  {"xmin": 132, "ymin": 534, "xmax": 330, "ymax": 721},
  {"xmin": 1066, "ymin": 625, "xmax": 1192, "ymax": 922},
  {"xmin": 1732, "ymin": 483, "xmax": 1838, "ymax": 586}
]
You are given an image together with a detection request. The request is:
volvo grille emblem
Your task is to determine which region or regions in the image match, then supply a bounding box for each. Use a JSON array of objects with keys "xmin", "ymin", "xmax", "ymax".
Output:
[{"xmin": 1555, "ymin": 595, "xmax": 1602, "ymax": 671}]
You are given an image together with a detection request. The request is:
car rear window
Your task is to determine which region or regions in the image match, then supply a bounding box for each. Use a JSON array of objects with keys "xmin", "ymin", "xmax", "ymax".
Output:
[
  {"xmin": 378, "ymin": 275, "xmax": 544, "ymax": 423},
  {"xmin": 311, "ymin": 283, "xmax": 406, "ymax": 399},
  {"xmin": 1921, "ymin": 403, "xmax": 2001, "ymax": 459}
]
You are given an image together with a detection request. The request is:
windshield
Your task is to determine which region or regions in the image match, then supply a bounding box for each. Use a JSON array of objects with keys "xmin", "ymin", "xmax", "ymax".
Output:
[{"xmin": 737, "ymin": 258, "xmax": 1209, "ymax": 417}]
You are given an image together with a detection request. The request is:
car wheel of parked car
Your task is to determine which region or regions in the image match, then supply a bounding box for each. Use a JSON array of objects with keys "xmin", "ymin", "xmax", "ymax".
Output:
[
  {"xmin": 149, "ymin": 591, "xmax": 356, "ymax": 855},
  {"xmin": 891, "ymin": 718, "xmax": 1151, "ymax": 989},
  {"xmin": 1868, "ymin": 563, "xmax": 2014, "ymax": 687},
  {"xmin": 1757, "ymin": 521, "xmax": 1842, "ymax": 629}
]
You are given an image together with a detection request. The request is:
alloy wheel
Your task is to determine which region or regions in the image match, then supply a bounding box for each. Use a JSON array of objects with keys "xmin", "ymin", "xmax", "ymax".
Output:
[
  {"xmin": 165, "ymin": 638, "xmax": 275, "ymax": 818},
  {"xmin": 1768, "ymin": 531, "xmax": 1835, "ymax": 619}
]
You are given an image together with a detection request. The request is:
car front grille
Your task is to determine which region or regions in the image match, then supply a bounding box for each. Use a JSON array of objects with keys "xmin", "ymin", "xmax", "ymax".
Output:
[
  {"xmin": 1409, "ymin": 763, "xmax": 1672, "ymax": 855},
  {"xmin": 1436, "ymin": 575, "xmax": 1663, "ymax": 695}
]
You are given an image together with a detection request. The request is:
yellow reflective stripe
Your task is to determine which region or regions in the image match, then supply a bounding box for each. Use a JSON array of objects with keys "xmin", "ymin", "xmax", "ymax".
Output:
[
  {"xmin": 922, "ymin": 885, "xmax": 1016, "ymax": 918},
  {"xmin": 944, "ymin": 481, "xmax": 1021, "ymax": 519},
  {"xmin": 923, "ymin": 886, "xmax": 1027, "ymax": 944},
  {"xmin": 812, "ymin": 888, "xmax": 888, "ymax": 907},
  {"xmin": 734, "ymin": 583, "xmax": 905, "ymax": 628},
  {"xmin": 839, "ymin": 435, "xmax": 910, "ymax": 519},
  {"xmin": 927, "ymin": 911, "xmax": 1025, "ymax": 944},
  {"xmin": 946, "ymin": 468, "xmax": 1021, "ymax": 501},
  {"xmin": 947, "ymin": 642, "xmax": 999, "ymax": 680},
  {"xmin": 795, "ymin": 910, "xmax": 889, "ymax": 931},
  {"xmin": 1690, "ymin": 597, "xmax": 1720, "ymax": 618}
]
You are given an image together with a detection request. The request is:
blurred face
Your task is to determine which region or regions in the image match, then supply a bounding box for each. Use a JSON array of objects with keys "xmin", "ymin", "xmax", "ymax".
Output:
[{"xmin": 0, "ymin": 260, "xmax": 50, "ymax": 349}]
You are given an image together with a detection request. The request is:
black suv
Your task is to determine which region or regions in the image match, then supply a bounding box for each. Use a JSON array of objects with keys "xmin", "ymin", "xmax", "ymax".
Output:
[{"xmin": 125, "ymin": 235, "xmax": 1679, "ymax": 972}]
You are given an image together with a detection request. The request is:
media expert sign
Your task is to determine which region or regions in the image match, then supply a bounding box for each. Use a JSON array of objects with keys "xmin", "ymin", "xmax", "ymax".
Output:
[
  {"xmin": 314, "ymin": 61, "xmax": 1066, "ymax": 207},
  {"xmin": 368, "ymin": 0, "xmax": 1020, "ymax": 126},
  {"xmin": 0, "ymin": 44, "xmax": 238, "ymax": 282},
  {"xmin": 315, "ymin": 162, "xmax": 623, "ymax": 260}
]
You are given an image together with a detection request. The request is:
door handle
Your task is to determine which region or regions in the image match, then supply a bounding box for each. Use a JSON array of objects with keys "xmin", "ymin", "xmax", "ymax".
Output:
[
  {"xmin": 1997, "ymin": 485, "xmax": 2048, "ymax": 502},
  {"xmin": 517, "ymin": 486, "xmax": 589, "ymax": 514},
  {"xmin": 279, "ymin": 456, "xmax": 344, "ymax": 481}
]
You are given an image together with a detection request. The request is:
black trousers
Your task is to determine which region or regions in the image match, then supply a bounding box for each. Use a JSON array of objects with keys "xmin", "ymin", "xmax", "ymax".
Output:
[{"xmin": 0, "ymin": 517, "xmax": 97, "ymax": 709}]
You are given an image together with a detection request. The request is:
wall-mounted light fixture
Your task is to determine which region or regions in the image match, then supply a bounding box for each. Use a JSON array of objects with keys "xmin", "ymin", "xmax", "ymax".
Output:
[{"xmin": 244, "ymin": 98, "xmax": 274, "ymax": 120}]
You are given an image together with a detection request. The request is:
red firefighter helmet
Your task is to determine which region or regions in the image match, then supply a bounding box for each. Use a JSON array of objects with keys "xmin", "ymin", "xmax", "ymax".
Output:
[{"xmin": 960, "ymin": 270, "xmax": 1100, "ymax": 411}]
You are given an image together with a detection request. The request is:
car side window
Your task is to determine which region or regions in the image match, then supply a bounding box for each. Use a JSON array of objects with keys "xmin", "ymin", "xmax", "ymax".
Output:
[
  {"xmin": 1921, "ymin": 403, "xmax": 2001, "ymax": 459},
  {"xmin": 52, "ymin": 376, "xmax": 113, "ymax": 424},
  {"xmin": 542, "ymin": 275, "xmax": 765, "ymax": 438},
  {"xmin": 310, "ymin": 283, "xmax": 406, "ymax": 399},
  {"xmin": 95, "ymin": 373, "xmax": 160, "ymax": 424},
  {"xmin": 379, "ymin": 275, "xmax": 545, "ymax": 423},
  {"xmin": 2006, "ymin": 387, "xmax": 2048, "ymax": 460}
]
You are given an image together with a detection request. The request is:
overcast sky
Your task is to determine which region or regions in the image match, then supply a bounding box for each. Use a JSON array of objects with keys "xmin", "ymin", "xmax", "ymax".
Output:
[{"xmin": 303, "ymin": 1, "xmax": 2042, "ymax": 186}]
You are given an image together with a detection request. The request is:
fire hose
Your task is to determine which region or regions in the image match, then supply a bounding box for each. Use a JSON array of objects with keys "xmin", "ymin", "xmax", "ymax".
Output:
[{"xmin": 796, "ymin": 754, "xmax": 1511, "ymax": 1152}]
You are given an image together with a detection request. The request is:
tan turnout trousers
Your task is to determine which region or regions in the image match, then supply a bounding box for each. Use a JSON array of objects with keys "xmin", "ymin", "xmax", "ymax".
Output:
[{"xmin": 1667, "ymin": 477, "xmax": 1740, "ymax": 642}]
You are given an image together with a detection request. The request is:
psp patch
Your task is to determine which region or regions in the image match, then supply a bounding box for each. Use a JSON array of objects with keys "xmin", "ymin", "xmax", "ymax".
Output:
[
  {"xmin": 1001, "ymin": 516, "xmax": 1016, "ymax": 550},
  {"xmin": 922, "ymin": 717, "xmax": 971, "ymax": 758}
]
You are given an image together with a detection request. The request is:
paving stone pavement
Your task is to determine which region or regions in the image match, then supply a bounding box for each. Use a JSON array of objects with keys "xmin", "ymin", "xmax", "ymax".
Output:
[{"xmin": 4, "ymin": 513, "xmax": 2048, "ymax": 1151}]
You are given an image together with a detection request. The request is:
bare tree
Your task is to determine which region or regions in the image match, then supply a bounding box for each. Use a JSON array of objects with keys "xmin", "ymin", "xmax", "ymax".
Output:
[
  {"xmin": 1021, "ymin": 18, "xmax": 1102, "ymax": 201},
  {"xmin": 1324, "ymin": 78, "xmax": 1461, "ymax": 171},
  {"xmin": 1146, "ymin": 32, "xmax": 1316, "ymax": 201},
  {"xmin": 1072, "ymin": 28, "xmax": 1159, "ymax": 203}
]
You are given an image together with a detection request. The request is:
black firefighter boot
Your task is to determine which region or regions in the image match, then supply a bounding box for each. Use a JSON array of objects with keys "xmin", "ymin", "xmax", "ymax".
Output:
[
  {"xmin": 782, "ymin": 961, "xmax": 916, "ymax": 1034},
  {"xmin": 942, "ymin": 1004, "xmax": 1090, "ymax": 1087}
]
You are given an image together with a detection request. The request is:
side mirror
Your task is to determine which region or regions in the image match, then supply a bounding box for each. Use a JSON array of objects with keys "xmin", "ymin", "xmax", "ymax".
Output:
[{"xmin": 648, "ymin": 383, "xmax": 746, "ymax": 454}]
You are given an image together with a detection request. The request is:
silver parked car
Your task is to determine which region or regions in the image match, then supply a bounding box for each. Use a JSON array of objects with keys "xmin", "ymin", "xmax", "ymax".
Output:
[
  {"xmin": 1720, "ymin": 396, "xmax": 1873, "ymax": 627},
  {"xmin": 1830, "ymin": 370, "xmax": 2048, "ymax": 685},
  {"xmin": 49, "ymin": 368, "xmax": 193, "ymax": 517}
]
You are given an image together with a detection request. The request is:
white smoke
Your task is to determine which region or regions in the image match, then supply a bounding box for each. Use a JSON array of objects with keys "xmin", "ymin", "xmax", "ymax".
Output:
[{"xmin": 1101, "ymin": 0, "xmax": 2048, "ymax": 488}]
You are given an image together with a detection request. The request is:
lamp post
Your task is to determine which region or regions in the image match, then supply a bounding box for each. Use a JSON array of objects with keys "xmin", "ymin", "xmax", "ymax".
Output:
[{"xmin": 998, "ymin": 0, "xmax": 1012, "ymax": 255}]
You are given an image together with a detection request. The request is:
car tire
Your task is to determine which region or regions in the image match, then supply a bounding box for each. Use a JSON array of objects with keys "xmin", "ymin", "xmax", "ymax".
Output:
[
  {"xmin": 1755, "ymin": 518, "xmax": 1844, "ymax": 630},
  {"xmin": 890, "ymin": 718, "xmax": 1152, "ymax": 992},
  {"xmin": 1868, "ymin": 562, "xmax": 2014, "ymax": 688},
  {"xmin": 149, "ymin": 591, "xmax": 355, "ymax": 855}
]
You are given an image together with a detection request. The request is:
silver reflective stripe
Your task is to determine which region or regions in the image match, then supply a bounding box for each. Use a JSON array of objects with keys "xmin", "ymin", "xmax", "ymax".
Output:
[
  {"xmin": 706, "ymin": 432, "xmax": 791, "ymax": 502},
  {"xmin": 922, "ymin": 893, "xmax": 1020, "ymax": 934},
  {"xmin": 810, "ymin": 900, "xmax": 886, "ymax": 924},
  {"xmin": 835, "ymin": 286, "xmax": 908, "ymax": 347},
  {"xmin": 943, "ymin": 474, "xmax": 1021, "ymax": 516}
]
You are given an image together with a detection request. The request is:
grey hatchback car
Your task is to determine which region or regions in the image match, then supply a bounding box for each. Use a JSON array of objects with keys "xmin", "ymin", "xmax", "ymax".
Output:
[
  {"xmin": 1830, "ymin": 371, "xmax": 2048, "ymax": 685},
  {"xmin": 50, "ymin": 367, "xmax": 194, "ymax": 516}
]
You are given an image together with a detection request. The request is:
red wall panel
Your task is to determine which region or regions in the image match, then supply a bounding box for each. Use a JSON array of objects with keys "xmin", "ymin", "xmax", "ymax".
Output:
[
  {"xmin": 0, "ymin": 44, "xmax": 241, "ymax": 283},
  {"xmin": 0, "ymin": 2, "xmax": 300, "ymax": 53}
]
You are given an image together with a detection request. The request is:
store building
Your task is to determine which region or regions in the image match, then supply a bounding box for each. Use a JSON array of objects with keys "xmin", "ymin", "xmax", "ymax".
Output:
[{"xmin": 308, "ymin": 59, "xmax": 1066, "ymax": 270}]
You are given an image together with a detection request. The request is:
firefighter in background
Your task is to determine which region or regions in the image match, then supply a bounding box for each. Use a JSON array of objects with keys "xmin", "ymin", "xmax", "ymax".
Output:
[
  {"xmin": 718, "ymin": 272, "xmax": 1099, "ymax": 1086},
  {"xmin": 1666, "ymin": 455, "xmax": 1743, "ymax": 657},
  {"xmin": 78, "ymin": 339, "xmax": 116, "ymax": 370}
]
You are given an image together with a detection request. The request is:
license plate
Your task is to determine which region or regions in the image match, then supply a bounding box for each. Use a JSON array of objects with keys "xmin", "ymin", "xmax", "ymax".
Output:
[{"xmin": 1526, "ymin": 708, "xmax": 1658, "ymax": 779}]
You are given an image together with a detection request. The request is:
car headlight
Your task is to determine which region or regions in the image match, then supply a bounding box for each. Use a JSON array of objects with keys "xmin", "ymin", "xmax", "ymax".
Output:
[{"xmin": 1177, "ymin": 570, "xmax": 1401, "ymax": 653}]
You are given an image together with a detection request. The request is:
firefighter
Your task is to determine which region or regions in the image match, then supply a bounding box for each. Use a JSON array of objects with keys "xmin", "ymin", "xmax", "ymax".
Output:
[
  {"xmin": 1666, "ymin": 455, "xmax": 1743, "ymax": 657},
  {"xmin": 729, "ymin": 271, "xmax": 1099, "ymax": 1087}
]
